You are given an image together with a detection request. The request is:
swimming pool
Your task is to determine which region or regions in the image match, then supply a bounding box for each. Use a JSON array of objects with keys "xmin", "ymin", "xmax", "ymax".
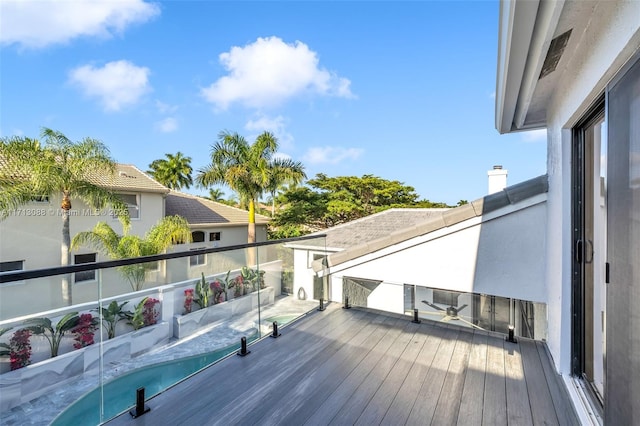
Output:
[{"xmin": 51, "ymin": 334, "xmax": 257, "ymax": 425}]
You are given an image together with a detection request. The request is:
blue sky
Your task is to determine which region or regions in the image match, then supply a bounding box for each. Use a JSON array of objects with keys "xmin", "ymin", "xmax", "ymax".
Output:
[{"xmin": 0, "ymin": 0, "xmax": 546, "ymax": 205}]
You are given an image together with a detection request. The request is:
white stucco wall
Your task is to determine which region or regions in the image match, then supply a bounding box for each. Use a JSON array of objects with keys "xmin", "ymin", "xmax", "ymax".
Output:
[
  {"xmin": 324, "ymin": 197, "xmax": 547, "ymax": 308},
  {"xmin": 543, "ymin": 0, "xmax": 640, "ymax": 374}
]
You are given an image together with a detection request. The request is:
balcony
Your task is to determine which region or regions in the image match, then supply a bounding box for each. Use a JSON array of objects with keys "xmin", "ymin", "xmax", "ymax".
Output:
[
  {"xmin": 110, "ymin": 303, "xmax": 577, "ymax": 425},
  {"xmin": 0, "ymin": 235, "xmax": 576, "ymax": 425}
]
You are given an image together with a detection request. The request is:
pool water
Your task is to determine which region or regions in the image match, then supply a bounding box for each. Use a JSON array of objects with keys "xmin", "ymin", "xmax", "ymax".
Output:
[
  {"xmin": 263, "ymin": 313, "xmax": 303, "ymax": 325},
  {"xmin": 51, "ymin": 334, "xmax": 257, "ymax": 425}
]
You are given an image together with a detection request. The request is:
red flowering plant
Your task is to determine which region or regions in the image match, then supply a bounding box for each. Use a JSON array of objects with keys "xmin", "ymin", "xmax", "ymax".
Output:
[
  {"xmin": 9, "ymin": 329, "xmax": 32, "ymax": 371},
  {"xmin": 184, "ymin": 289, "xmax": 194, "ymax": 314},
  {"xmin": 233, "ymin": 275, "xmax": 244, "ymax": 297},
  {"xmin": 210, "ymin": 280, "xmax": 225, "ymax": 304},
  {"xmin": 127, "ymin": 297, "xmax": 160, "ymax": 330},
  {"xmin": 71, "ymin": 313, "xmax": 99, "ymax": 349}
]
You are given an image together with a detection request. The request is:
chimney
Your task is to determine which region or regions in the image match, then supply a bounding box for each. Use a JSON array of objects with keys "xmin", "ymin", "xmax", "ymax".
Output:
[{"xmin": 488, "ymin": 165, "xmax": 508, "ymax": 194}]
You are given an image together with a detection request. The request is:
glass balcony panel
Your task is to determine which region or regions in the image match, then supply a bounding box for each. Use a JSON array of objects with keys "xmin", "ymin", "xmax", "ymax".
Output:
[{"xmin": 0, "ymin": 235, "xmax": 326, "ymax": 425}]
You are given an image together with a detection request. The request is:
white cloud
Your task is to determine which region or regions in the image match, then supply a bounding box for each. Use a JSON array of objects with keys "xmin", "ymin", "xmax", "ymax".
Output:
[
  {"xmin": 155, "ymin": 100, "xmax": 178, "ymax": 114},
  {"xmin": 156, "ymin": 117, "xmax": 178, "ymax": 133},
  {"xmin": 245, "ymin": 114, "xmax": 294, "ymax": 149},
  {"xmin": 0, "ymin": 0, "xmax": 160, "ymax": 49},
  {"xmin": 522, "ymin": 128, "xmax": 547, "ymax": 143},
  {"xmin": 69, "ymin": 60, "xmax": 151, "ymax": 111},
  {"xmin": 201, "ymin": 36, "xmax": 354, "ymax": 110},
  {"xmin": 303, "ymin": 146, "xmax": 364, "ymax": 165}
]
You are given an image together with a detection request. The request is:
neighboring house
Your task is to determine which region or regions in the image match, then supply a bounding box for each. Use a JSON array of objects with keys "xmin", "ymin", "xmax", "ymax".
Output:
[
  {"xmin": 0, "ymin": 166, "xmax": 269, "ymax": 318},
  {"xmin": 293, "ymin": 175, "xmax": 548, "ymax": 341},
  {"xmin": 496, "ymin": 1, "xmax": 639, "ymax": 424},
  {"xmin": 0, "ymin": 164, "xmax": 169, "ymax": 314},
  {"xmin": 164, "ymin": 190, "xmax": 270, "ymax": 281}
]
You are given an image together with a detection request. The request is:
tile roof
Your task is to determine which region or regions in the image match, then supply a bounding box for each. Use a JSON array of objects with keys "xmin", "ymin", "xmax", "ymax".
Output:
[
  {"xmin": 313, "ymin": 174, "xmax": 549, "ymax": 271},
  {"xmin": 309, "ymin": 208, "xmax": 450, "ymax": 249},
  {"xmin": 165, "ymin": 190, "xmax": 270, "ymax": 227},
  {"xmin": 98, "ymin": 164, "xmax": 170, "ymax": 194},
  {"xmin": 0, "ymin": 157, "xmax": 169, "ymax": 194}
]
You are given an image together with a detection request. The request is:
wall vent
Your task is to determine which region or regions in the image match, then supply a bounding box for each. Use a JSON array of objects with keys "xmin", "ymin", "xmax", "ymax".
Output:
[{"xmin": 539, "ymin": 29, "xmax": 572, "ymax": 79}]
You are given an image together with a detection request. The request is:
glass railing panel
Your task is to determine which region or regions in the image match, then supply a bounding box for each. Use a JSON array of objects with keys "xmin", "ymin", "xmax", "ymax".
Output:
[
  {"xmin": 0, "ymin": 235, "xmax": 326, "ymax": 425},
  {"xmin": 337, "ymin": 277, "xmax": 547, "ymax": 341}
]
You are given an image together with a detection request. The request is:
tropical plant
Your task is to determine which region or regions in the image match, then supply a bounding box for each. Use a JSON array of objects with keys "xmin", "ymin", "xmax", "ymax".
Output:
[
  {"xmin": 94, "ymin": 301, "xmax": 131, "ymax": 339},
  {"xmin": 0, "ymin": 327, "xmax": 12, "ymax": 358},
  {"xmin": 196, "ymin": 130, "xmax": 306, "ymax": 243},
  {"xmin": 127, "ymin": 297, "xmax": 160, "ymax": 330},
  {"xmin": 71, "ymin": 313, "xmax": 99, "ymax": 349},
  {"xmin": 0, "ymin": 128, "xmax": 130, "ymax": 305},
  {"xmin": 24, "ymin": 313, "xmax": 79, "ymax": 358},
  {"xmin": 72, "ymin": 215, "xmax": 192, "ymax": 291},
  {"xmin": 147, "ymin": 152, "xmax": 193, "ymax": 190},
  {"xmin": 193, "ymin": 273, "xmax": 212, "ymax": 309}
]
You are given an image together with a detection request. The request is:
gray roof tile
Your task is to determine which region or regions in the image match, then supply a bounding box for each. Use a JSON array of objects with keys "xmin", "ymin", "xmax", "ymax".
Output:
[
  {"xmin": 316, "ymin": 174, "xmax": 549, "ymax": 271},
  {"xmin": 165, "ymin": 190, "xmax": 269, "ymax": 226}
]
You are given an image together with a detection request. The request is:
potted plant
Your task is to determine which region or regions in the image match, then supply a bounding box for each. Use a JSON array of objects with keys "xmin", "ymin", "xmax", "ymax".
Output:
[
  {"xmin": 23, "ymin": 313, "xmax": 79, "ymax": 358},
  {"xmin": 127, "ymin": 297, "xmax": 160, "ymax": 330},
  {"xmin": 193, "ymin": 273, "xmax": 212, "ymax": 309},
  {"xmin": 94, "ymin": 301, "xmax": 131, "ymax": 339}
]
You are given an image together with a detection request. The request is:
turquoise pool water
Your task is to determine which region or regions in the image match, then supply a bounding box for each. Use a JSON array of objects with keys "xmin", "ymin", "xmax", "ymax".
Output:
[
  {"xmin": 51, "ymin": 334, "xmax": 257, "ymax": 425},
  {"xmin": 264, "ymin": 313, "xmax": 303, "ymax": 325}
]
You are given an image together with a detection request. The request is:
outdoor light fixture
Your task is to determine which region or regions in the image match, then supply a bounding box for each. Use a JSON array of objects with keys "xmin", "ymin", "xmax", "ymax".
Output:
[{"xmin": 506, "ymin": 325, "xmax": 517, "ymax": 343}]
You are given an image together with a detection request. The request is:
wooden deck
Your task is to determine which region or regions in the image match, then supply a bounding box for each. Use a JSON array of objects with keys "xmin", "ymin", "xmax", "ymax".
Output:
[{"xmin": 108, "ymin": 304, "xmax": 579, "ymax": 426}]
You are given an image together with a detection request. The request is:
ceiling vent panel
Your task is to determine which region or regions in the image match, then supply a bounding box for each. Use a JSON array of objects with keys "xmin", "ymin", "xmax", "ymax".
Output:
[{"xmin": 539, "ymin": 29, "xmax": 572, "ymax": 79}]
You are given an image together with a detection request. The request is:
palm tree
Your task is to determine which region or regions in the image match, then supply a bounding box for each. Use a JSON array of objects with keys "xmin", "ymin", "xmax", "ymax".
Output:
[
  {"xmin": 207, "ymin": 188, "xmax": 225, "ymax": 202},
  {"xmin": 196, "ymin": 131, "xmax": 306, "ymax": 243},
  {"xmin": 0, "ymin": 128, "xmax": 129, "ymax": 305},
  {"xmin": 71, "ymin": 215, "xmax": 192, "ymax": 291},
  {"xmin": 147, "ymin": 152, "xmax": 193, "ymax": 190}
]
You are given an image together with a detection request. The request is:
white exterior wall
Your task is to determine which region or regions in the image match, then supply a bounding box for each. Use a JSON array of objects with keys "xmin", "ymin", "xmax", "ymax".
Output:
[
  {"xmin": 0, "ymin": 192, "xmax": 166, "ymax": 271},
  {"xmin": 325, "ymin": 198, "xmax": 547, "ymax": 308},
  {"xmin": 543, "ymin": 1, "xmax": 640, "ymax": 373}
]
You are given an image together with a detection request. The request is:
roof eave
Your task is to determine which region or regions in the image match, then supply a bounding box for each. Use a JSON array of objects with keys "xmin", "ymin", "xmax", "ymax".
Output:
[{"xmin": 496, "ymin": 0, "xmax": 564, "ymax": 134}]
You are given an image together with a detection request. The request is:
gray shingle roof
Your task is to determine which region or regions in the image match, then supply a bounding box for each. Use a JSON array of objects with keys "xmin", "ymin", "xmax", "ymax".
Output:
[
  {"xmin": 314, "ymin": 174, "xmax": 549, "ymax": 271},
  {"xmin": 310, "ymin": 208, "xmax": 450, "ymax": 249},
  {"xmin": 165, "ymin": 190, "xmax": 270, "ymax": 227}
]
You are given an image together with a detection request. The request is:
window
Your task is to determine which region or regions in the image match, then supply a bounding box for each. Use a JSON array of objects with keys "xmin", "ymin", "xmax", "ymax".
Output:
[
  {"xmin": 31, "ymin": 195, "xmax": 49, "ymax": 203},
  {"xmin": 189, "ymin": 249, "xmax": 205, "ymax": 267},
  {"xmin": 0, "ymin": 260, "xmax": 24, "ymax": 273},
  {"xmin": 116, "ymin": 194, "xmax": 139, "ymax": 219},
  {"xmin": 74, "ymin": 253, "xmax": 96, "ymax": 283},
  {"xmin": 209, "ymin": 232, "xmax": 221, "ymax": 242},
  {"xmin": 192, "ymin": 231, "xmax": 205, "ymax": 243}
]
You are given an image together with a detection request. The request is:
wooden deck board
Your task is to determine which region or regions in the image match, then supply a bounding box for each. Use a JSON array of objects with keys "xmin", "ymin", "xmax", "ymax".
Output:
[
  {"xmin": 482, "ymin": 335, "xmax": 507, "ymax": 426},
  {"xmin": 504, "ymin": 340, "xmax": 534, "ymax": 425},
  {"xmin": 380, "ymin": 323, "xmax": 447, "ymax": 425},
  {"xmin": 535, "ymin": 341, "xmax": 581, "ymax": 426},
  {"xmin": 353, "ymin": 322, "xmax": 429, "ymax": 425},
  {"xmin": 431, "ymin": 329, "xmax": 473, "ymax": 426},
  {"xmin": 519, "ymin": 338, "xmax": 560, "ymax": 426},
  {"xmin": 306, "ymin": 317, "xmax": 413, "ymax": 425},
  {"xmin": 456, "ymin": 331, "xmax": 488, "ymax": 426},
  {"xmin": 405, "ymin": 327, "xmax": 460, "ymax": 425},
  {"xmin": 106, "ymin": 306, "xmax": 579, "ymax": 426},
  {"xmin": 254, "ymin": 313, "xmax": 396, "ymax": 425}
]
